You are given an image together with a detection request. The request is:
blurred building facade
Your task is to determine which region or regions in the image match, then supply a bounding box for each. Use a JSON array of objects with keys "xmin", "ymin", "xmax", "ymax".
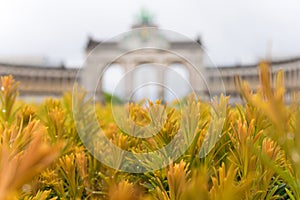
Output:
[
  {"xmin": 1, "ymin": 52, "xmax": 300, "ymax": 103},
  {"xmin": 82, "ymin": 17, "xmax": 204, "ymax": 102},
  {"xmin": 0, "ymin": 62, "xmax": 77, "ymax": 101},
  {"xmin": 1, "ymin": 15, "xmax": 300, "ymax": 102},
  {"xmin": 208, "ymin": 57, "xmax": 300, "ymax": 103}
]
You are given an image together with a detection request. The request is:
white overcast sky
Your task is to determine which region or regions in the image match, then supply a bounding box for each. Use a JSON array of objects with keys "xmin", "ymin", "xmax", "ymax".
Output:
[{"xmin": 0, "ymin": 0, "xmax": 300, "ymax": 67}]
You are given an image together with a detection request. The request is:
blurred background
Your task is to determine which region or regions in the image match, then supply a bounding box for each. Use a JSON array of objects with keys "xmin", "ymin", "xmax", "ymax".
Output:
[
  {"xmin": 1, "ymin": 0, "xmax": 300, "ymax": 66},
  {"xmin": 1, "ymin": 0, "xmax": 300, "ymax": 102}
]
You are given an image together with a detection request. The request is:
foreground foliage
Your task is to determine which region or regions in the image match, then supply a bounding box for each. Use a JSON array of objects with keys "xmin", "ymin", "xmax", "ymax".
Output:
[{"xmin": 0, "ymin": 61, "xmax": 300, "ymax": 199}]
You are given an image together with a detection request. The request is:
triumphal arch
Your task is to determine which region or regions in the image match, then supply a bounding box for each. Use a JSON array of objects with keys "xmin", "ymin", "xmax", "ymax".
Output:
[{"xmin": 81, "ymin": 13, "xmax": 206, "ymax": 102}]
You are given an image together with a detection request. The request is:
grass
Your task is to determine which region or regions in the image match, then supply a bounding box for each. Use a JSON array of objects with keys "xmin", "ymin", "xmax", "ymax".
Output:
[{"xmin": 0, "ymin": 61, "xmax": 300, "ymax": 199}]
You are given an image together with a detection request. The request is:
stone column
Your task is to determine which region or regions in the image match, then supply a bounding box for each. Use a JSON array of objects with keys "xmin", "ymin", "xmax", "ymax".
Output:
[
  {"xmin": 296, "ymin": 68, "xmax": 300, "ymax": 90},
  {"xmin": 123, "ymin": 61, "xmax": 136, "ymax": 102},
  {"xmin": 184, "ymin": 49, "xmax": 206, "ymax": 97},
  {"xmin": 157, "ymin": 65, "xmax": 165, "ymax": 101},
  {"xmin": 157, "ymin": 60, "xmax": 168, "ymax": 102},
  {"xmin": 82, "ymin": 55, "xmax": 108, "ymax": 102}
]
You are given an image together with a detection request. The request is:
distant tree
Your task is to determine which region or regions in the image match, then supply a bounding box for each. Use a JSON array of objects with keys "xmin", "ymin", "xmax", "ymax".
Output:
[{"xmin": 103, "ymin": 92, "xmax": 123, "ymax": 104}]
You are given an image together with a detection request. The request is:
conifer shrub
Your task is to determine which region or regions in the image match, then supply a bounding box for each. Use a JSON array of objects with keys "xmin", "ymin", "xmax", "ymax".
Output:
[{"xmin": 0, "ymin": 62, "xmax": 299, "ymax": 199}]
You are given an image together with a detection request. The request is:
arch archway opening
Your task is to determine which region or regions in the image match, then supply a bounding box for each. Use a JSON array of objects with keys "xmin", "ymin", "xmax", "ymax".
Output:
[
  {"xmin": 164, "ymin": 63, "xmax": 190, "ymax": 102},
  {"xmin": 101, "ymin": 63, "xmax": 125, "ymax": 102},
  {"xmin": 132, "ymin": 63, "xmax": 164, "ymax": 102}
]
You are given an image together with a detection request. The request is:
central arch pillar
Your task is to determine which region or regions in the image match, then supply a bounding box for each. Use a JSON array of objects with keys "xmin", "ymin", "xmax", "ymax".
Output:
[{"xmin": 123, "ymin": 61, "xmax": 136, "ymax": 102}]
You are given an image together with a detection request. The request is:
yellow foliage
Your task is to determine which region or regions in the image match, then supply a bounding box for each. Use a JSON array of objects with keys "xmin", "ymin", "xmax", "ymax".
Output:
[{"xmin": 0, "ymin": 68, "xmax": 300, "ymax": 200}]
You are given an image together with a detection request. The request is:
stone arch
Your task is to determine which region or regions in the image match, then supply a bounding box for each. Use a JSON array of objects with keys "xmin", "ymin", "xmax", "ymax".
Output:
[
  {"xmin": 82, "ymin": 37, "xmax": 206, "ymax": 102},
  {"xmin": 164, "ymin": 62, "xmax": 190, "ymax": 101}
]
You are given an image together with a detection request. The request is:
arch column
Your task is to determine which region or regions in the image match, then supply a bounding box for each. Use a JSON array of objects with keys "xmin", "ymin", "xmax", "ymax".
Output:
[
  {"xmin": 183, "ymin": 50, "xmax": 206, "ymax": 97},
  {"xmin": 157, "ymin": 64, "xmax": 166, "ymax": 101},
  {"xmin": 123, "ymin": 61, "xmax": 136, "ymax": 102},
  {"xmin": 157, "ymin": 61, "xmax": 168, "ymax": 101},
  {"xmin": 82, "ymin": 56, "xmax": 108, "ymax": 102},
  {"xmin": 185, "ymin": 62, "xmax": 205, "ymax": 94}
]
